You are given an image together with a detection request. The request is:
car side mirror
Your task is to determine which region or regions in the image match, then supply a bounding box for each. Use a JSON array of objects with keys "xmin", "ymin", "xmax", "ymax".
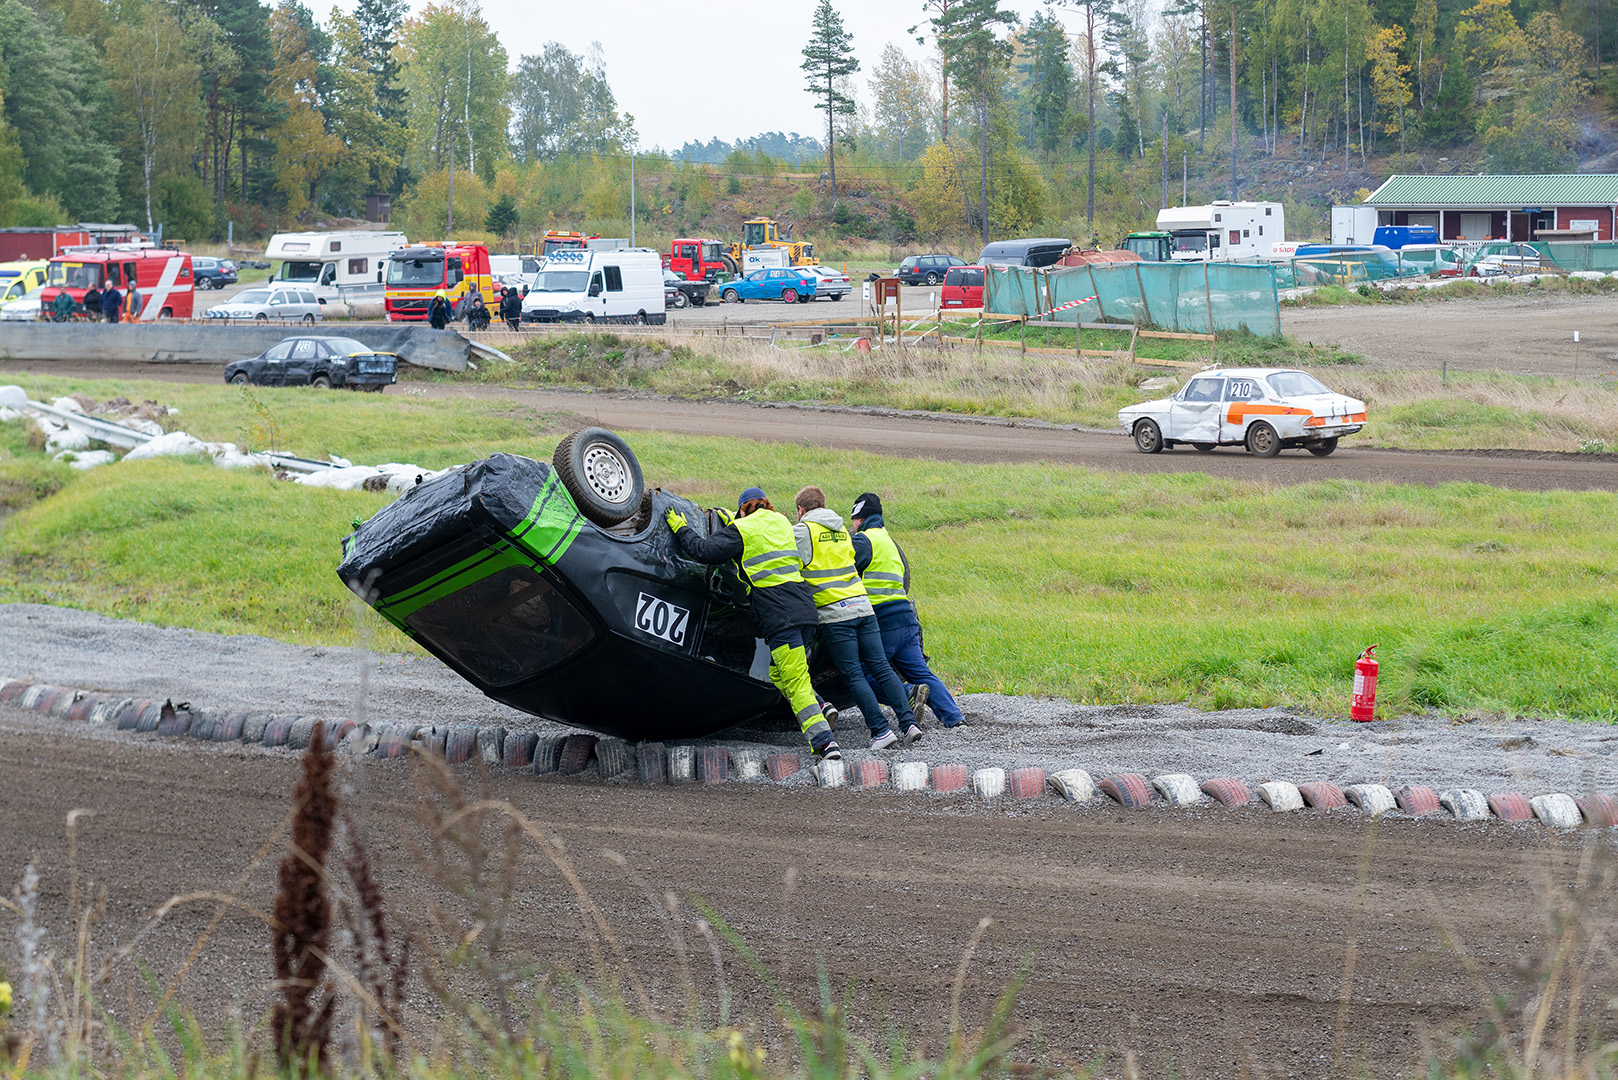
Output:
[{"xmin": 588, "ymin": 282, "xmax": 602, "ymax": 297}]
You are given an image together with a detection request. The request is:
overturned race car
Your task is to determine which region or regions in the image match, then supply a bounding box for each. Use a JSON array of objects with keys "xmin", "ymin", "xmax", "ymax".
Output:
[{"xmin": 337, "ymin": 428, "xmax": 825, "ymax": 741}]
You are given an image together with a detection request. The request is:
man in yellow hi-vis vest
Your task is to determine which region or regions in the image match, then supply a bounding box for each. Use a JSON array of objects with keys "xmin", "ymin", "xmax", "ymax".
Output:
[
  {"xmin": 793, "ymin": 486, "xmax": 920, "ymax": 750},
  {"xmin": 850, "ymin": 492, "xmax": 965, "ymax": 728},
  {"xmin": 666, "ymin": 486, "xmax": 842, "ymax": 760}
]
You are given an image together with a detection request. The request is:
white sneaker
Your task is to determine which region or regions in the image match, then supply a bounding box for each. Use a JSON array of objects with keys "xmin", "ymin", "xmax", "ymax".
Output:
[
  {"xmin": 902, "ymin": 723, "xmax": 923, "ymax": 746},
  {"xmin": 869, "ymin": 729, "xmax": 899, "ymax": 751}
]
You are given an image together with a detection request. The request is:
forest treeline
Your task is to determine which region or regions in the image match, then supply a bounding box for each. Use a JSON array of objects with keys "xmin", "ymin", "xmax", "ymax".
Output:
[{"xmin": 0, "ymin": 0, "xmax": 1604, "ymax": 246}]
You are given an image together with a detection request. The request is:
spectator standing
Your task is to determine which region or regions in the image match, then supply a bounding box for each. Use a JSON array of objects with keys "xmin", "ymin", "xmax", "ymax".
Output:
[
  {"xmin": 126, "ymin": 283, "xmax": 142, "ymax": 321},
  {"xmin": 82, "ymin": 285, "xmax": 100, "ymax": 321},
  {"xmin": 100, "ymin": 284, "xmax": 123, "ymax": 323},
  {"xmin": 51, "ymin": 289, "xmax": 74, "ymax": 322},
  {"xmin": 427, "ymin": 290, "xmax": 450, "ymax": 330}
]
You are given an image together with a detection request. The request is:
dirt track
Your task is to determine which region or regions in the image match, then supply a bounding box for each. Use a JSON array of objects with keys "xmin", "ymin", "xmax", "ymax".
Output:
[
  {"xmin": 1283, "ymin": 294, "xmax": 1618, "ymax": 379},
  {"xmin": 0, "ymin": 706, "xmax": 1598, "ymax": 1079},
  {"xmin": 3, "ymin": 360, "xmax": 1614, "ymax": 492}
]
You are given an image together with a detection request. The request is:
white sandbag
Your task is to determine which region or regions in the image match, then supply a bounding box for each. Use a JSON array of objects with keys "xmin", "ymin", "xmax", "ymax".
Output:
[
  {"xmin": 295, "ymin": 466, "xmax": 387, "ymax": 490},
  {"xmin": 49, "ymin": 396, "xmax": 85, "ymax": 414},
  {"xmin": 44, "ymin": 426, "xmax": 90, "ymax": 453},
  {"xmin": 59, "ymin": 450, "xmax": 117, "ymax": 470},
  {"xmin": 0, "ymin": 385, "xmax": 27, "ymax": 411},
  {"xmin": 123, "ymin": 430, "xmax": 210, "ymax": 460}
]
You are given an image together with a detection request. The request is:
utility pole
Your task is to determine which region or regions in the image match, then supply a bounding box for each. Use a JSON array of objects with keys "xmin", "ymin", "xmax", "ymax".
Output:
[
  {"xmin": 447, "ymin": 137, "xmax": 455, "ymax": 235},
  {"xmin": 1161, "ymin": 112, "xmax": 1169, "ymax": 208},
  {"xmin": 629, "ymin": 152, "xmax": 636, "ymax": 246}
]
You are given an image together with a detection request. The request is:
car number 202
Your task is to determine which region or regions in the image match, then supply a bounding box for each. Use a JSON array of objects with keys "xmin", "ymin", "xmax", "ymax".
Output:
[{"xmin": 635, "ymin": 592, "xmax": 690, "ymax": 646}]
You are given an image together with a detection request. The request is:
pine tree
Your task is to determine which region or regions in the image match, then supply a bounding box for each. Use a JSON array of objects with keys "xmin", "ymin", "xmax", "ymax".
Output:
[
  {"xmin": 484, "ymin": 192, "xmax": 517, "ymax": 237},
  {"xmin": 800, "ymin": 0, "xmax": 860, "ymax": 195}
]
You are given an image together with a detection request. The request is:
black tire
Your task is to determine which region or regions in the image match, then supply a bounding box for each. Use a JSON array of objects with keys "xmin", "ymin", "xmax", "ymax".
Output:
[
  {"xmin": 692, "ymin": 296, "xmax": 705, "ymax": 307},
  {"xmin": 254, "ymin": 312, "xmax": 268, "ymax": 323},
  {"xmin": 553, "ymin": 427, "xmax": 645, "ymax": 527},
  {"xmin": 582, "ymin": 312, "xmax": 595, "ymax": 324},
  {"xmin": 1306, "ymin": 437, "xmax": 1339, "ymax": 457},
  {"xmin": 720, "ymin": 255, "xmax": 739, "ymax": 275},
  {"xmin": 925, "ymin": 272, "xmax": 940, "ymax": 285},
  {"xmin": 1192, "ymin": 442, "xmax": 1216, "ymax": 452},
  {"xmin": 1246, "ymin": 421, "xmax": 1282, "ymax": 457},
  {"xmin": 311, "ymin": 374, "xmax": 332, "ymax": 389},
  {"xmin": 634, "ymin": 311, "xmax": 648, "ymax": 325},
  {"xmin": 229, "ymin": 372, "xmax": 249, "ymax": 385},
  {"xmin": 159, "ymin": 307, "xmax": 173, "ymax": 319},
  {"xmin": 1133, "ymin": 418, "xmax": 1164, "ymax": 454},
  {"xmin": 671, "ymin": 291, "xmax": 689, "ymax": 309},
  {"xmin": 722, "ymin": 288, "xmax": 740, "ymax": 303},
  {"xmin": 301, "ymin": 313, "xmax": 316, "ymax": 325}
]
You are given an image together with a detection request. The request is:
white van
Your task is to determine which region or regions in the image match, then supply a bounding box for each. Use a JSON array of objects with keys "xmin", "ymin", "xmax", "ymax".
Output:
[
  {"xmin": 522, "ymin": 248, "xmax": 666, "ymax": 325},
  {"xmin": 265, "ymin": 230, "xmax": 408, "ymax": 302}
]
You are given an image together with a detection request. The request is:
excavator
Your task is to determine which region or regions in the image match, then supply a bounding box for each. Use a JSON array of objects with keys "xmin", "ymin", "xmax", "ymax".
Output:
[{"xmin": 723, "ymin": 218, "xmax": 815, "ymax": 272}]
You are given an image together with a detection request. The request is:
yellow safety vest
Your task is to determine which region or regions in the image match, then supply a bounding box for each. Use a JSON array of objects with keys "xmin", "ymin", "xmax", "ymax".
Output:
[
  {"xmin": 801, "ymin": 520, "xmax": 867, "ymax": 607},
  {"xmin": 860, "ymin": 527, "xmax": 909, "ymax": 606},
  {"xmin": 733, "ymin": 509, "xmax": 805, "ymax": 589}
]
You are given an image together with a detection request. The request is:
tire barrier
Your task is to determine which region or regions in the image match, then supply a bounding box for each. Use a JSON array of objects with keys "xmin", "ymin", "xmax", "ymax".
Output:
[
  {"xmin": 972, "ymin": 767, "xmax": 1006, "ymax": 799},
  {"xmin": 697, "ymin": 746, "xmax": 730, "ymax": 784},
  {"xmin": 893, "ymin": 761, "xmax": 929, "ymax": 792},
  {"xmin": 532, "ymin": 735, "xmax": 566, "ymax": 775},
  {"xmin": 731, "ymin": 748, "xmax": 766, "ymax": 781},
  {"xmin": 637, "ymin": 742, "xmax": 668, "ymax": 784},
  {"xmin": 11, "ymin": 678, "xmax": 1618, "ymax": 832},
  {"xmin": 1488, "ymin": 792, "xmax": 1534, "ymax": 822},
  {"xmin": 667, "ymin": 745, "xmax": 695, "ymax": 783},
  {"xmin": 1048, "ymin": 769, "xmax": 1095, "ymax": 801},
  {"xmin": 1297, "ymin": 782, "xmax": 1347, "ymax": 810},
  {"xmin": 765, "ymin": 752, "xmax": 802, "ymax": 781},
  {"xmin": 444, "ymin": 725, "xmax": 480, "ymax": 765},
  {"xmin": 1394, "ymin": 785, "xmax": 1440, "ymax": 816},
  {"xmin": 1577, "ymin": 794, "xmax": 1618, "ymax": 827},
  {"xmin": 502, "ymin": 731, "xmax": 538, "ymax": 770},
  {"xmin": 851, "ymin": 759, "xmax": 890, "ymax": 789},
  {"xmin": 1200, "ymin": 778, "xmax": 1252, "ymax": 808},
  {"xmin": 1152, "ymin": 773, "xmax": 1203, "ymax": 806},
  {"xmin": 1009, "ymin": 767, "xmax": 1046, "ymax": 799},
  {"xmin": 596, "ymin": 738, "xmax": 634, "ymax": 779},
  {"xmin": 477, "ymin": 726, "xmax": 507, "ymax": 766},
  {"xmin": 1256, "ymin": 781, "xmax": 1304, "ymax": 812},
  {"xmin": 1530, "ymin": 793, "xmax": 1581, "ymax": 829},
  {"xmin": 1343, "ymin": 784, "xmax": 1396, "ymax": 816},
  {"xmin": 1099, "ymin": 773, "xmax": 1152, "ymax": 809}
]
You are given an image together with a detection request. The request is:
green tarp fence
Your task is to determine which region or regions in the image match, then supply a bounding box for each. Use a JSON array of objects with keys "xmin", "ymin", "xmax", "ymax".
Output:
[{"xmin": 983, "ymin": 261, "xmax": 1282, "ymax": 336}]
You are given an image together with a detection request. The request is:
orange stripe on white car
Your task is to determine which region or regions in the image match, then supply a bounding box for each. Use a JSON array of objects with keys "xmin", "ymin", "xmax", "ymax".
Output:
[{"xmin": 1225, "ymin": 403, "xmax": 1312, "ymax": 423}]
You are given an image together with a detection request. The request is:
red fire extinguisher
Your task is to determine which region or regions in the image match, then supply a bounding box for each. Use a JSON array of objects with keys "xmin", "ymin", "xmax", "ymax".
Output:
[{"xmin": 1351, "ymin": 645, "xmax": 1379, "ymax": 722}]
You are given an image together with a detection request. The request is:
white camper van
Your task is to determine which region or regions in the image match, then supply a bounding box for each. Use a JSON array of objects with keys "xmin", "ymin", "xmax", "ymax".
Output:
[
  {"xmin": 1155, "ymin": 202, "xmax": 1285, "ymax": 261},
  {"xmin": 522, "ymin": 248, "xmax": 666, "ymax": 324},
  {"xmin": 265, "ymin": 230, "xmax": 408, "ymax": 302}
]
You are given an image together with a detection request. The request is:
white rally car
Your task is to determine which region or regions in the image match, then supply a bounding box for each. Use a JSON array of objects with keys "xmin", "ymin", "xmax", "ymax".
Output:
[{"xmin": 1119, "ymin": 367, "xmax": 1366, "ymax": 457}]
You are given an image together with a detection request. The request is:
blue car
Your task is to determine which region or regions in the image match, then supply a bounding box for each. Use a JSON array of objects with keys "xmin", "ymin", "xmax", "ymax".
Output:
[{"xmin": 718, "ymin": 267, "xmax": 819, "ymax": 304}]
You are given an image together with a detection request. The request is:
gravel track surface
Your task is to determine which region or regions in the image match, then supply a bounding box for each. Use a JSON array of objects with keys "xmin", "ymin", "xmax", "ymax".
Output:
[{"xmin": 5, "ymin": 603, "xmax": 1612, "ymax": 797}]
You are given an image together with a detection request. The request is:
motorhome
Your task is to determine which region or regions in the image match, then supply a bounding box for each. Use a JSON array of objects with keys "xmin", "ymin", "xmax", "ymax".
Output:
[
  {"xmin": 1156, "ymin": 202, "xmax": 1285, "ymax": 261},
  {"xmin": 522, "ymin": 248, "xmax": 666, "ymax": 325},
  {"xmin": 265, "ymin": 230, "xmax": 407, "ymax": 302}
]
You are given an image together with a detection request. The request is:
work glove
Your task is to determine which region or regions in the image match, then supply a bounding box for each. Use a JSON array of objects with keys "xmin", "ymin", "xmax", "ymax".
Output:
[
  {"xmin": 665, "ymin": 508, "xmax": 688, "ymax": 533},
  {"xmin": 711, "ymin": 506, "xmax": 735, "ymax": 527}
]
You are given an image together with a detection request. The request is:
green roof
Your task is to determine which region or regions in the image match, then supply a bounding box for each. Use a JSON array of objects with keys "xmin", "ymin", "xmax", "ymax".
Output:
[{"xmin": 1366, "ymin": 174, "xmax": 1618, "ymax": 207}]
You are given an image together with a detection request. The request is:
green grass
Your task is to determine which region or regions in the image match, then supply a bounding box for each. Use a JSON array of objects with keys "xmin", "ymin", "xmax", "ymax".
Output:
[{"xmin": 0, "ymin": 377, "xmax": 1615, "ymax": 720}]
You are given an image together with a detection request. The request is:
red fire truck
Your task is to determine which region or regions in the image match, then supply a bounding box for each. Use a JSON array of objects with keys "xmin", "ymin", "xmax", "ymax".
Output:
[
  {"xmin": 383, "ymin": 242, "xmax": 495, "ymax": 322},
  {"xmin": 40, "ymin": 246, "xmax": 195, "ymax": 320}
]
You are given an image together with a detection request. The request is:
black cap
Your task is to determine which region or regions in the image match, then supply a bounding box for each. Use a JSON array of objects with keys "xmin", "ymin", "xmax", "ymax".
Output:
[{"xmin": 850, "ymin": 492, "xmax": 882, "ymax": 519}]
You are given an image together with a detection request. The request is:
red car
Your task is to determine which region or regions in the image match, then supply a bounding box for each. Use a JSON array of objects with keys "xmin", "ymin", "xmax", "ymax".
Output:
[{"xmin": 941, "ymin": 264, "xmax": 985, "ymax": 309}]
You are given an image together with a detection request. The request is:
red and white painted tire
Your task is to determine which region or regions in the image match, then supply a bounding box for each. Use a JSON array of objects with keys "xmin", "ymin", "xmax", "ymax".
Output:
[
  {"xmin": 1152, "ymin": 773, "xmax": 1203, "ymax": 806},
  {"xmin": 1200, "ymin": 778, "xmax": 1252, "ymax": 807},
  {"xmin": 1487, "ymin": 792, "xmax": 1533, "ymax": 821},
  {"xmin": 444, "ymin": 725, "xmax": 479, "ymax": 764},
  {"xmin": 1576, "ymin": 794, "xmax": 1618, "ymax": 827},
  {"xmin": 1099, "ymin": 773, "xmax": 1152, "ymax": 808},
  {"xmin": 1047, "ymin": 768, "xmax": 1094, "ymax": 801},
  {"xmin": 1530, "ymin": 793, "xmax": 1581, "ymax": 829},
  {"xmin": 697, "ymin": 745, "xmax": 730, "ymax": 784},
  {"xmin": 1297, "ymin": 782, "xmax": 1347, "ymax": 810},
  {"xmin": 1009, "ymin": 767, "xmax": 1046, "ymax": 799},
  {"xmin": 1394, "ymin": 785, "xmax": 1440, "ymax": 816},
  {"xmin": 851, "ymin": 759, "xmax": 890, "ymax": 788},
  {"xmin": 765, "ymin": 752, "xmax": 802, "ymax": 781},
  {"xmin": 596, "ymin": 737, "xmax": 634, "ymax": 779},
  {"xmin": 637, "ymin": 742, "xmax": 668, "ymax": 783},
  {"xmin": 816, "ymin": 758, "xmax": 846, "ymax": 788},
  {"xmin": 1343, "ymin": 783, "xmax": 1396, "ymax": 816},
  {"xmin": 972, "ymin": 767, "xmax": 1007, "ymax": 798},
  {"xmin": 502, "ymin": 731, "xmax": 538, "ymax": 769},
  {"xmin": 1255, "ymin": 781, "xmax": 1304, "ymax": 812},
  {"xmin": 892, "ymin": 761, "xmax": 928, "ymax": 791},
  {"xmin": 477, "ymin": 726, "xmax": 507, "ymax": 765},
  {"xmin": 666, "ymin": 745, "xmax": 695, "ymax": 783}
]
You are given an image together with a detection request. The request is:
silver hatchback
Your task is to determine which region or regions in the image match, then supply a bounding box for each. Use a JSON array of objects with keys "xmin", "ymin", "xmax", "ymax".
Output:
[{"xmin": 205, "ymin": 285, "xmax": 323, "ymax": 324}]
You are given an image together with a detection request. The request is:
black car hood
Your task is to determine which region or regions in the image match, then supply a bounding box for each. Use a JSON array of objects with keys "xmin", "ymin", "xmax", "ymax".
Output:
[{"xmin": 337, "ymin": 453, "xmax": 793, "ymax": 740}]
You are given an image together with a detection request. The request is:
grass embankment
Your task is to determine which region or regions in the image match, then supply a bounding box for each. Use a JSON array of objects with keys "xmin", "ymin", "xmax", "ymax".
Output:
[
  {"xmin": 1287, "ymin": 271, "xmax": 1618, "ymax": 307},
  {"xmin": 431, "ymin": 331, "xmax": 1618, "ymax": 451},
  {"xmin": 1, "ymin": 377, "xmax": 1614, "ymax": 720}
]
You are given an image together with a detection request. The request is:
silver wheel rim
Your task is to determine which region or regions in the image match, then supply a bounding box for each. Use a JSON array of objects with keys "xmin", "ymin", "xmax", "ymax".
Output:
[
  {"xmin": 1136, "ymin": 423, "xmax": 1156, "ymax": 450},
  {"xmin": 1252, "ymin": 427, "xmax": 1274, "ymax": 452},
  {"xmin": 581, "ymin": 443, "xmax": 633, "ymax": 504}
]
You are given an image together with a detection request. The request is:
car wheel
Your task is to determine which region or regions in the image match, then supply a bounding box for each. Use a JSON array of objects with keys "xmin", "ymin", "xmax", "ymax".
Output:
[
  {"xmin": 553, "ymin": 426, "xmax": 645, "ymax": 527},
  {"xmin": 1246, "ymin": 421, "xmax": 1282, "ymax": 457},
  {"xmin": 722, "ymin": 288, "xmax": 740, "ymax": 303},
  {"xmin": 311, "ymin": 375, "xmax": 332, "ymax": 389},
  {"xmin": 229, "ymin": 372, "xmax": 249, "ymax": 385},
  {"xmin": 254, "ymin": 313, "xmax": 267, "ymax": 323},
  {"xmin": 925, "ymin": 272, "xmax": 940, "ymax": 285},
  {"xmin": 198, "ymin": 278, "xmax": 213, "ymax": 290},
  {"xmin": 1133, "ymin": 419, "xmax": 1164, "ymax": 454},
  {"xmin": 1306, "ymin": 437, "xmax": 1339, "ymax": 457},
  {"xmin": 583, "ymin": 313, "xmax": 595, "ymax": 324},
  {"xmin": 831, "ymin": 292, "xmax": 843, "ymax": 300},
  {"xmin": 159, "ymin": 307, "xmax": 172, "ymax": 320},
  {"xmin": 671, "ymin": 291, "xmax": 688, "ymax": 309},
  {"xmin": 301, "ymin": 313, "xmax": 315, "ymax": 325},
  {"xmin": 1192, "ymin": 442, "xmax": 1216, "ymax": 452},
  {"xmin": 782, "ymin": 288, "xmax": 798, "ymax": 303}
]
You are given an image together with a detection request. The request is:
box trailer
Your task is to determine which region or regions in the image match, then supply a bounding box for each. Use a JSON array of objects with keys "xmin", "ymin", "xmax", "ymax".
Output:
[
  {"xmin": 1331, "ymin": 205, "xmax": 1380, "ymax": 246},
  {"xmin": 1156, "ymin": 202, "xmax": 1285, "ymax": 261}
]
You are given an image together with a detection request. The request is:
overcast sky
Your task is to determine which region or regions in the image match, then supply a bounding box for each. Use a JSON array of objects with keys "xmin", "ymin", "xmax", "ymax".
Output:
[{"xmin": 335, "ymin": 1, "xmax": 1066, "ymax": 151}]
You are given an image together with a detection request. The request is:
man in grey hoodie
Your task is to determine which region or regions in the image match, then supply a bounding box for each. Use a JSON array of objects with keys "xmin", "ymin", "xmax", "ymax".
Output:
[{"xmin": 793, "ymin": 485, "xmax": 920, "ymax": 749}]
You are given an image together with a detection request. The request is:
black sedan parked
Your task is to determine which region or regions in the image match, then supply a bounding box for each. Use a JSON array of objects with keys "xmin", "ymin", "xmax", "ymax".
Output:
[
  {"xmin": 192, "ymin": 256, "xmax": 239, "ymax": 289},
  {"xmin": 224, "ymin": 336, "xmax": 398, "ymax": 391}
]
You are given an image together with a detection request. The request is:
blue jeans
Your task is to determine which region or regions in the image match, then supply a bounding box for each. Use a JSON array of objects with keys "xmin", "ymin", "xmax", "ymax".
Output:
[
  {"xmin": 872, "ymin": 620, "xmax": 964, "ymax": 727},
  {"xmin": 818, "ymin": 615, "xmax": 914, "ymax": 735}
]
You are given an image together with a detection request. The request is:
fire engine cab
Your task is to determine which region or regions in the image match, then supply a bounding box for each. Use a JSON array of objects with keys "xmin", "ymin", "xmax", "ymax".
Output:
[
  {"xmin": 40, "ymin": 246, "xmax": 195, "ymax": 320},
  {"xmin": 383, "ymin": 242, "xmax": 494, "ymax": 322}
]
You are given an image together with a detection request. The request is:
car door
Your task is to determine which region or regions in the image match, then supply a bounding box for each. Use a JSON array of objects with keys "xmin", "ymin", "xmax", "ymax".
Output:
[
  {"xmin": 259, "ymin": 340, "xmax": 294, "ymax": 385},
  {"xmin": 1169, "ymin": 377, "xmax": 1225, "ymax": 442},
  {"xmin": 1220, "ymin": 375, "xmax": 1268, "ymax": 444},
  {"xmin": 286, "ymin": 338, "xmax": 319, "ymax": 384},
  {"xmin": 268, "ymin": 291, "xmax": 290, "ymax": 320}
]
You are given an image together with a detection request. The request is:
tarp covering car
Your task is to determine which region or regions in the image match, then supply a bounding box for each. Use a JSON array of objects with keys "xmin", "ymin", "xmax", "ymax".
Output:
[{"xmin": 337, "ymin": 444, "xmax": 798, "ymax": 740}]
